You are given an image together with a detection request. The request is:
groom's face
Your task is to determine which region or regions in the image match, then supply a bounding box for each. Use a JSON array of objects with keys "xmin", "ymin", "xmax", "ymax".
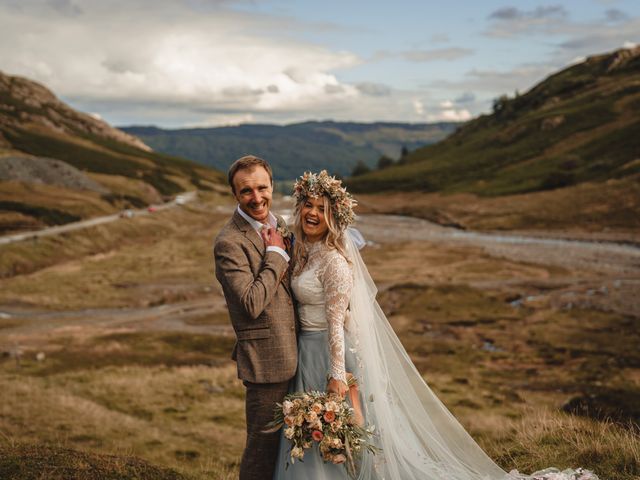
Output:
[{"xmin": 232, "ymin": 166, "xmax": 273, "ymax": 223}]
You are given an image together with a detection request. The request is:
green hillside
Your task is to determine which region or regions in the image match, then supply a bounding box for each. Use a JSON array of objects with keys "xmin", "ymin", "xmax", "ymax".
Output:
[
  {"xmin": 0, "ymin": 71, "xmax": 224, "ymax": 234},
  {"xmin": 347, "ymin": 46, "xmax": 640, "ymax": 195},
  {"xmin": 122, "ymin": 121, "xmax": 457, "ymax": 180}
]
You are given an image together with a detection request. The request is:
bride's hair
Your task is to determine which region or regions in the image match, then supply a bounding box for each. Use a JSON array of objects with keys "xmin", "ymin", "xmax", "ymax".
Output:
[{"xmin": 292, "ymin": 194, "xmax": 349, "ymax": 275}]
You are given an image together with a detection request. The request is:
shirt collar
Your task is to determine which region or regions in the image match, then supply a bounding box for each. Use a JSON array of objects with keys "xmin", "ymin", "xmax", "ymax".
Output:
[{"xmin": 236, "ymin": 205, "xmax": 277, "ymax": 232}]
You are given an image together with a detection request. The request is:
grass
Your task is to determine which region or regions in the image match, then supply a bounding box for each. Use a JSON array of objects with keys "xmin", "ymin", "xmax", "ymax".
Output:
[
  {"xmin": 0, "ymin": 200, "xmax": 81, "ymax": 228},
  {"xmin": 0, "ymin": 194, "xmax": 638, "ymax": 479},
  {"xmin": 355, "ymin": 175, "xmax": 640, "ymax": 241},
  {"xmin": 0, "ymin": 443, "xmax": 187, "ymax": 480}
]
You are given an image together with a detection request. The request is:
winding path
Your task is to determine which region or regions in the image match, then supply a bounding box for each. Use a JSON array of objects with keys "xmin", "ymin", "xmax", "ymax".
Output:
[{"xmin": 0, "ymin": 191, "xmax": 197, "ymax": 246}]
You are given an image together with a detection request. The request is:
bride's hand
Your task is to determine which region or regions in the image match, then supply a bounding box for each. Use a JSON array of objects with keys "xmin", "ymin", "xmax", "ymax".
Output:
[{"xmin": 327, "ymin": 377, "xmax": 348, "ymax": 398}]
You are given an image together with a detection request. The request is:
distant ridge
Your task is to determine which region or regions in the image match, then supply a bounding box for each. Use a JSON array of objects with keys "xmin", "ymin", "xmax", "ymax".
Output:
[
  {"xmin": 347, "ymin": 46, "xmax": 640, "ymax": 195},
  {"xmin": 122, "ymin": 120, "xmax": 458, "ymax": 179}
]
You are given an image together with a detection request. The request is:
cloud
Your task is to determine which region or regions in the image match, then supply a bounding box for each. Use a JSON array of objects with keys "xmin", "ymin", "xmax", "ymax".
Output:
[
  {"xmin": 401, "ymin": 47, "xmax": 474, "ymax": 62},
  {"xmin": 430, "ymin": 63, "xmax": 556, "ymax": 96},
  {"xmin": 0, "ymin": 0, "xmax": 362, "ymax": 123},
  {"xmin": 428, "ymin": 108, "xmax": 471, "ymax": 122},
  {"xmin": 454, "ymin": 92, "xmax": 476, "ymax": 104},
  {"xmin": 486, "ymin": 4, "xmax": 569, "ymax": 37},
  {"xmin": 604, "ymin": 8, "xmax": 630, "ymax": 22},
  {"xmin": 355, "ymin": 82, "xmax": 392, "ymax": 97},
  {"xmin": 488, "ymin": 5, "xmax": 567, "ymax": 21},
  {"xmin": 48, "ymin": 0, "xmax": 83, "ymax": 16},
  {"xmin": 412, "ymin": 99, "xmax": 425, "ymax": 116}
]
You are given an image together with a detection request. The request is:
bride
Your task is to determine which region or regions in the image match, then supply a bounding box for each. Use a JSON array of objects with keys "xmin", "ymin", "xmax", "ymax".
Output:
[{"xmin": 273, "ymin": 170, "xmax": 598, "ymax": 480}]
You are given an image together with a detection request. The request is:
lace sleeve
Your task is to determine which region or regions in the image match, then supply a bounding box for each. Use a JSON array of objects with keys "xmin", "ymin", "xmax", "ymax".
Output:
[{"xmin": 321, "ymin": 252, "xmax": 353, "ymax": 384}]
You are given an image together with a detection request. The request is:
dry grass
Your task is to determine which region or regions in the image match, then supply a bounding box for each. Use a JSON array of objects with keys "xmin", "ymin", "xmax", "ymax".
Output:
[
  {"xmin": 482, "ymin": 409, "xmax": 640, "ymax": 478},
  {"xmin": 0, "ymin": 193, "xmax": 637, "ymax": 479},
  {"xmin": 0, "ymin": 363, "xmax": 244, "ymax": 480},
  {"xmin": 356, "ymin": 177, "xmax": 640, "ymax": 244}
]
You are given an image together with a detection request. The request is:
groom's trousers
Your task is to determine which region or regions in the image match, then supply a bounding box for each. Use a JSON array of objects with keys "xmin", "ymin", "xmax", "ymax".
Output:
[{"xmin": 241, "ymin": 379, "xmax": 290, "ymax": 480}]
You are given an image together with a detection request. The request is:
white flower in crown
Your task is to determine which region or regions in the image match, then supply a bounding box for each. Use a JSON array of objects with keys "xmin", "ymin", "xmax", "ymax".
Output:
[{"xmin": 293, "ymin": 170, "xmax": 357, "ymax": 231}]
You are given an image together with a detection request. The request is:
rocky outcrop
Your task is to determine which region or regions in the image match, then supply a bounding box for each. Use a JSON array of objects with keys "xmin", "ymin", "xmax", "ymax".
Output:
[
  {"xmin": 0, "ymin": 71, "xmax": 151, "ymax": 152},
  {"xmin": 0, "ymin": 155, "xmax": 109, "ymax": 193}
]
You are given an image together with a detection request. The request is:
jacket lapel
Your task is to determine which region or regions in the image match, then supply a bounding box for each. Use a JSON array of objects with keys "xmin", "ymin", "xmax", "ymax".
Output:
[
  {"xmin": 232, "ymin": 210, "xmax": 265, "ymax": 256},
  {"xmin": 233, "ymin": 210, "xmax": 293, "ymax": 295}
]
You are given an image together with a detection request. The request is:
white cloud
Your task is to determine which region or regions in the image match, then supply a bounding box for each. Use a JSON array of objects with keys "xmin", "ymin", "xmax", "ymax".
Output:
[
  {"xmin": 412, "ymin": 99, "xmax": 425, "ymax": 116},
  {"xmin": 439, "ymin": 100, "xmax": 454, "ymax": 108},
  {"xmin": 401, "ymin": 47, "xmax": 474, "ymax": 62},
  {"xmin": 428, "ymin": 108, "xmax": 472, "ymax": 122},
  {"xmin": 0, "ymin": 0, "xmax": 361, "ymax": 120}
]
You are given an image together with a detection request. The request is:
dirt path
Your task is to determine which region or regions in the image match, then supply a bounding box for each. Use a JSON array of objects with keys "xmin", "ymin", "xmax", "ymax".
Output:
[
  {"xmin": 0, "ymin": 191, "xmax": 197, "ymax": 246},
  {"xmin": 354, "ymin": 214, "xmax": 640, "ymax": 276}
]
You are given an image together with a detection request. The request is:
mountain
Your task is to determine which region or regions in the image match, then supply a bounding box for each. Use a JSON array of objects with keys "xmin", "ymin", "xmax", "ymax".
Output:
[
  {"xmin": 121, "ymin": 121, "xmax": 458, "ymax": 180},
  {"xmin": 0, "ymin": 71, "xmax": 223, "ymax": 234},
  {"xmin": 347, "ymin": 46, "xmax": 640, "ymax": 195}
]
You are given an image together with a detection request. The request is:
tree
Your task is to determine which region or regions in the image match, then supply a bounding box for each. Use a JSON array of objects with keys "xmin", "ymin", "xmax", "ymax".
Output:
[
  {"xmin": 398, "ymin": 145, "xmax": 410, "ymax": 165},
  {"xmin": 376, "ymin": 155, "xmax": 394, "ymax": 170},
  {"xmin": 350, "ymin": 160, "xmax": 371, "ymax": 177},
  {"xmin": 492, "ymin": 94, "xmax": 510, "ymax": 114}
]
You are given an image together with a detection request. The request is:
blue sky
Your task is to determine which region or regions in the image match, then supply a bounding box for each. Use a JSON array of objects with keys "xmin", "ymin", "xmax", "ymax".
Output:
[{"xmin": 1, "ymin": 0, "xmax": 638, "ymax": 127}]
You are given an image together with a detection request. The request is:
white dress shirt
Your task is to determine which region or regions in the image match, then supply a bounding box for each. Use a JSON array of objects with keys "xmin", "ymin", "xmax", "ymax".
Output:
[{"xmin": 236, "ymin": 206, "xmax": 290, "ymax": 262}]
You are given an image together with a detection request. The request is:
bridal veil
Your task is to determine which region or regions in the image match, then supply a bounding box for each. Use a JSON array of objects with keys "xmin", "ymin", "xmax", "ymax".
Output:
[{"xmin": 343, "ymin": 228, "xmax": 594, "ymax": 480}]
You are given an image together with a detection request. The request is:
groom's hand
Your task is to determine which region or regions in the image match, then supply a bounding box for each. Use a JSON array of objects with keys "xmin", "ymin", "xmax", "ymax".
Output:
[{"xmin": 260, "ymin": 226, "xmax": 286, "ymax": 250}]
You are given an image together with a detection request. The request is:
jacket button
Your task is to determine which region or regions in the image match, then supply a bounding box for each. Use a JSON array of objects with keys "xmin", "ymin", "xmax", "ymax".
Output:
[
  {"xmin": 290, "ymin": 326, "xmax": 295, "ymax": 331},
  {"xmin": 287, "ymin": 299, "xmax": 292, "ymax": 305}
]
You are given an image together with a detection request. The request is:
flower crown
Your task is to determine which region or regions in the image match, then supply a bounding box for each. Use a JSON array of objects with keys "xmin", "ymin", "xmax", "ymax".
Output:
[{"xmin": 293, "ymin": 170, "xmax": 357, "ymax": 232}]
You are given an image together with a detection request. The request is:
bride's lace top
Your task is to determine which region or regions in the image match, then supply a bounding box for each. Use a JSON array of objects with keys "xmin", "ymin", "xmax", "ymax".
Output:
[{"xmin": 292, "ymin": 241, "xmax": 353, "ymax": 384}]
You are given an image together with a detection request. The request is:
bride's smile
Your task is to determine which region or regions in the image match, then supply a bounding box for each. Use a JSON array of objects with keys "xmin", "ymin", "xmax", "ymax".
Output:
[{"xmin": 301, "ymin": 197, "xmax": 329, "ymax": 242}]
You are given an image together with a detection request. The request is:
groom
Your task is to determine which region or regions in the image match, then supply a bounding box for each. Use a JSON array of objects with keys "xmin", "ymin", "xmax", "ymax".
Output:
[{"xmin": 213, "ymin": 155, "xmax": 298, "ymax": 480}]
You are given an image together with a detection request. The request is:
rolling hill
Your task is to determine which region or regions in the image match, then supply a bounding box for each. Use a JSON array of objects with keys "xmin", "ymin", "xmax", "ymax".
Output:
[
  {"xmin": 121, "ymin": 121, "xmax": 458, "ymax": 180},
  {"xmin": 347, "ymin": 46, "xmax": 640, "ymax": 196},
  {"xmin": 0, "ymin": 71, "xmax": 224, "ymax": 234}
]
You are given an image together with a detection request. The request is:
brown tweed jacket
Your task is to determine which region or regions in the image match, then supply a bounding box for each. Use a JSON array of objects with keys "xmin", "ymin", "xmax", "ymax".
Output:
[{"xmin": 214, "ymin": 210, "xmax": 298, "ymax": 384}]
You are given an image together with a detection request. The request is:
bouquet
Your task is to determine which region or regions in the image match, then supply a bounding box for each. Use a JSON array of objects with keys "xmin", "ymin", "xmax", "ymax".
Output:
[{"xmin": 267, "ymin": 376, "xmax": 379, "ymax": 477}]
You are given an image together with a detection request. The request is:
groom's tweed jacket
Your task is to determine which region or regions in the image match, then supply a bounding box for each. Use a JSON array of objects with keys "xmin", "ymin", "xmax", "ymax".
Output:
[{"xmin": 214, "ymin": 210, "xmax": 298, "ymax": 384}]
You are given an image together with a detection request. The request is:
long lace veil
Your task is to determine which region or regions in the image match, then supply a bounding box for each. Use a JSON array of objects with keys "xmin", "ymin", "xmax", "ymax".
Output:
[{"xmin": 343, "ymin": 229, "xmax": 580, "ymax": 480}]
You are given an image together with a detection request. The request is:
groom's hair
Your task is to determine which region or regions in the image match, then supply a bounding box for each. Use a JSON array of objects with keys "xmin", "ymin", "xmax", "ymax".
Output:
[{"xmin": 228, "ymin": 155, "xmax": 273, "ymax": 193}]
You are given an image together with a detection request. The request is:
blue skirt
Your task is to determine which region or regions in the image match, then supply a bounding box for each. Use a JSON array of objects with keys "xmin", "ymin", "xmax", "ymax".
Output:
[{"xmin": 273, "ymin": 330, "xmax": 373, "ymax": 480}]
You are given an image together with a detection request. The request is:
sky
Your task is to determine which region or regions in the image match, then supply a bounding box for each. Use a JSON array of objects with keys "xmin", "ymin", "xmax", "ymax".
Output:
[{"xmin": 1, "ymin": 0, "xmax": 639, "ymax": 128}]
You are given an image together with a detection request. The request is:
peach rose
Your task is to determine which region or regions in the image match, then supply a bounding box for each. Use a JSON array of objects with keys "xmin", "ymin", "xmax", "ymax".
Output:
[{"xmin": 323, "ymin": 410, "xmax": 336, "ymax": 423}]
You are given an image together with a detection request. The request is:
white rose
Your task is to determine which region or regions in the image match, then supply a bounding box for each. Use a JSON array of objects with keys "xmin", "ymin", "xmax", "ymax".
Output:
[
  {"xmin": 291, "ymin": 446, "xmax": 304, "ymax": 459},
  {"xmin": 283, "ymin": 400, "xmax": 294, "ymax": 415}
]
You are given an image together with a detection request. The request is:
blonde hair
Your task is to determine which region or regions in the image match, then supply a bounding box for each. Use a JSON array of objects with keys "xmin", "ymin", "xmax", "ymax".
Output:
[{"xmin": 292, "ymin": 195, "xmax": 349, "ymax": 276}]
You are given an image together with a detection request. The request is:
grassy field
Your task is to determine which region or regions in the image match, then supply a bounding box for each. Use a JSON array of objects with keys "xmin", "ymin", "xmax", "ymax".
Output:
[
  {"xmin": 356, "ymin": 176, "xmax": 640, "ymax": 244},
  {"xmin": 0, "ymin": 193, "xmax": 638, "ymax": 479}
]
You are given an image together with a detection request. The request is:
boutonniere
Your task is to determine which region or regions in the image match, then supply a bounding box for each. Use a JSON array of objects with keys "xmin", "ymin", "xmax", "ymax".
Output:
[
  {"xmin": 276, "ymin": 219, "xmax": 295, "ymax": 252},
  {"xmin": 276, "ymin": 220, "xmax": 292, "ymax": 239}
]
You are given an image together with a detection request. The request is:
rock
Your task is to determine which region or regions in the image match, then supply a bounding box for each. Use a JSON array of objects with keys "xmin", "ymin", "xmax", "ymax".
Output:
[{"xmin": 0, "ymin": 155, "xmax": 109, "ymax": 193}]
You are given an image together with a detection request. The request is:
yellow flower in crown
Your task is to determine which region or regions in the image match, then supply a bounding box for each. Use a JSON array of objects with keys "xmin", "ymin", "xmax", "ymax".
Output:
[{"xmin": 293, "ymin": 170, "xmax": 357, "ymax": 231}]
